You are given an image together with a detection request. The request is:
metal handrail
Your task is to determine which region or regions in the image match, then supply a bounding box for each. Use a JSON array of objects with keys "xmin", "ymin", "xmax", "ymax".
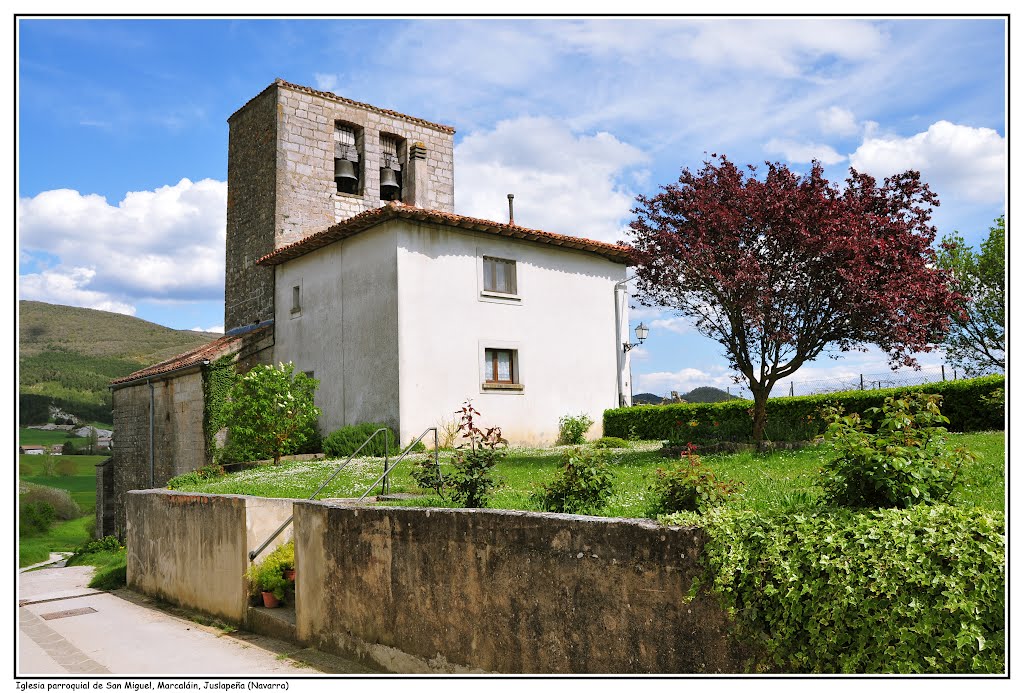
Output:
[
  {"xmin": 357, "ymin": 427, "xmax": 438, "ymax": 502},
  {"xmin": 248, "ymin": 427, "xmax": 391, "ymax": 562}
]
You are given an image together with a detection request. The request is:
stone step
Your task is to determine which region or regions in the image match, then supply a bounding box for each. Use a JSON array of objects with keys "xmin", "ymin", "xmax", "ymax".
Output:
[{"xmin": 246, "ymin": 603, "xmax": 296, "ymax": 643}]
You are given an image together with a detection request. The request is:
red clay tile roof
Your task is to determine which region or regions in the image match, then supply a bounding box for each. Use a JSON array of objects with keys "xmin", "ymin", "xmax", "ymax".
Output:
[
  {"xmin": 110, "ymin": 324, "xmax": 272, "ymax": 387},
  {"xmin": 257, "ymin": 204, "xmax": 633, "ymax": 267},
  {"xmin": 228, "ymin": 79, "xmax": 456, "ymax": 134}
]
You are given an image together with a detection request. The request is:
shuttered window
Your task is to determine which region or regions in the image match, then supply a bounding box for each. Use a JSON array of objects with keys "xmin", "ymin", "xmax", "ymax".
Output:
[{"xmin": 483, "ymin": 257, "xmax": 517, "ymax": 294}]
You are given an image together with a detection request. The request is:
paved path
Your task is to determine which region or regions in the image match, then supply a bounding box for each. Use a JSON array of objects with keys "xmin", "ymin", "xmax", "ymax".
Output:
[{"xmin": 18, "ymin": 564, "xmax": 373, "ymax": 677}]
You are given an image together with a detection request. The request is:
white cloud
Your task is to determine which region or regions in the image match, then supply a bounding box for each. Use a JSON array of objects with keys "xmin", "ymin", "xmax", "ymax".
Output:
[
  {"xmin": 848, "ymin": 120, "xmax": 1006, "ymax": 203},
  {"xmin": 649, "ymin": 316, "xmax": 692, "ymax": 335},
  {"xmin": 454, "ymin": 117, "xmax": 648, "ymax": 243},
  {"xmin": 18, "ymin": 178, "xmax": 227, "ymax": 312},
  {"xmin": 817, "ymin": 106, "xmax": 861, "ymax": 137},
  {"xmin": 633, "ymin": 367, "xmax": 740, "ymax": 397},
  {"xmin": 678, "ymin": 18, "xmax": 885, "ymax": 78},
  {"xmin": 191, "ymin": 325, "xmax": 224, "ymax": 334},
  {"xmin": 19, "ymin": 267, "xmax": 136, "ymax": 315},
  {"xmin": 765, "ymin": 138, "xmax": 845, "ymax": 165},
  {"xmin": 627, "ymin": 346, "xmax": 649, "ymax": 361},
  {"xmin": 627, "ymin": 304, "xmax": 666, "ymax": 321},
  {"xmin": 313, "ymin": 73, "xmax": 338, "ymax": 93}
]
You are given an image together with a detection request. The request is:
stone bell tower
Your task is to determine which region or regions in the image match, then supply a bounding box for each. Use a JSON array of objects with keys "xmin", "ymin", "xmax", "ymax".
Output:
[{"xmin": 223, "ymin": 79, "xmax": 456, "ymax": 332}]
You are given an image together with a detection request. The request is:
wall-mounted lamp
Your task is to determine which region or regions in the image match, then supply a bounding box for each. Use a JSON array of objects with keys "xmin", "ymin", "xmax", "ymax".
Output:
[{"xmin": 623, "ymin": 322, "xmax": 649, "ymax": 353}]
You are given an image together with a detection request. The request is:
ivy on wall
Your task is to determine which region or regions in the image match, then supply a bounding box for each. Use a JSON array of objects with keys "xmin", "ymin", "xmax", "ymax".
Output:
[
  {"xmin": 669, "ymin": 505, "xmax": 1005, "ymax": 673},
  {"xmin": 202, "ymin": 355, "xmax": 238, "ymax": 460}
]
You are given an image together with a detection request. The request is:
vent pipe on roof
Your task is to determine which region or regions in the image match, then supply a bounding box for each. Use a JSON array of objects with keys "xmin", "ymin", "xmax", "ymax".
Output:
[{"xmin": 507, "ymin": 194, "xmax": 515, "ymax": 226}]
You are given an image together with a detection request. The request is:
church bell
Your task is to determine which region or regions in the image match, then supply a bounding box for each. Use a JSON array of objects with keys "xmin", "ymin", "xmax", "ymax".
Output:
[
  {"xmin": 334, "ymin": 159, "xmax": 358, "ymax": 183},
  {"xmin": 380, "ymin": 167, "xmax": 401, "ymax": 198}
]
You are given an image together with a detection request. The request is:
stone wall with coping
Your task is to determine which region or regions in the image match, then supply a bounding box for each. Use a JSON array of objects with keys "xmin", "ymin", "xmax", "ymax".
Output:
[
  {"xmin": 293, "ymin": 503, "xmax": 746, "ymax": 674},
  {"xmin": 126, "ymin": 491, "xmax": 745, "ymax": 673}
]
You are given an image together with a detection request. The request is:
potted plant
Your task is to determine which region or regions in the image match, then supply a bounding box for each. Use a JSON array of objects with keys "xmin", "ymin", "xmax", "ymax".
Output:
[{"xmin": 246, "ymin": 541, "xmax": 294, "ymax": 608}]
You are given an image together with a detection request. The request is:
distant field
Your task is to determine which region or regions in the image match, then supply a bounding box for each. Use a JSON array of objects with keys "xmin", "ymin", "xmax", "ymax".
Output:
[
  {"xmin": 19, "ymin": 427, "xmax": 110, "ymax": 454},
  {"xmin": 19, "ymin": 427, "xmax": 81, "ymax": 447},
  {"xmin": 19, "ymin": 453, "xmax": 104, "ymax": 513}
]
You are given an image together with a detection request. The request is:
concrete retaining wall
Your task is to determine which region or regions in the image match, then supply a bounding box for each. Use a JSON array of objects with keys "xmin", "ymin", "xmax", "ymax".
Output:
[
  {"xmin": 293, "ymin": 503, "xmax": 744, "ymax": 674},
  {"xmin": 126, "ymin": 491, "xmax": 744, "ymax": 673},
  {"xmin": 125, "ymin": 491, "xmax": 294, "ymax": 623}
]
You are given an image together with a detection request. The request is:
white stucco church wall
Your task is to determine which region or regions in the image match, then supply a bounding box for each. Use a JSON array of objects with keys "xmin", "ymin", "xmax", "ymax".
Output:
[
  {"xmin": 395, "ymin": 221, "xmax": 629, "ymax": 446},
  {"xmin": 271, "ymin": 216, "xmax": 632, "ymax": 446}
]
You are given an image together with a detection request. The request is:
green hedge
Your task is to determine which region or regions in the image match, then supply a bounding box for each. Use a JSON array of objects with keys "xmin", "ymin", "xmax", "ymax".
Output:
[
  {"xmin": 323, "ymin": 422, "xmax": 398, "ymax": 459},
  {"xmin": 605, "ymin": 375, "xmax": 1004, "ymax": 442},
  {"xmin": 668, "ymin": 504, "xmax": 1005, "ymax": 673}
]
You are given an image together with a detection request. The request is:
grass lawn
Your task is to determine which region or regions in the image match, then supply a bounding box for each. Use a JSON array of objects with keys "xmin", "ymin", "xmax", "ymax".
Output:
[
  {"xmin": 19, "ymin": 454, "xmax": 106, "ymax": 513},
  {"xmin": 18, "ymin": 454, "xmax": 105, "ymax": 567},
  {"xmin": 19, "ymin": 515, "xmax": 94, "ymax": 567},
  {"xmin": 19, "ymin": 426, "xmax": 79, "ymax": 447},
  {"xmin": 169, "ymin": 431, "xmax": 1005, "ymax": 516}
]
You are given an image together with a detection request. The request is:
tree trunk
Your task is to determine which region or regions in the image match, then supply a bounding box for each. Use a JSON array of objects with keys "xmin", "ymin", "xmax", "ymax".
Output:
[{"xmin": 750, "ymin": 385, "xmax": 770, "ymax": 450}]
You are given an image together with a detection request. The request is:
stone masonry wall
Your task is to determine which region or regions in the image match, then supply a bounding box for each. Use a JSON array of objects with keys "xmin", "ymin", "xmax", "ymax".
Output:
[
  {"xmin": 273, "ymin": 81, "xmax": 455, "ymax": 247},
  {"xmin": 224, "ymin": 81, "xmax": 455, "ymax": 332},
  {"xmin": 225, "ymin": 86, "xmax": 279, "ymax": 332},
  {"xmin": 110, "ymin": 371, "xmax": 207, "ymax": 538}
]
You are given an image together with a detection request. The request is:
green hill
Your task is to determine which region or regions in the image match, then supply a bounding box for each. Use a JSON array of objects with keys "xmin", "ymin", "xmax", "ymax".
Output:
[
  {"xmin": 19, "ymin": 301, "xmax": 220, "ymax": 425},
  {"xmin": 684, "ymin": 386, "xmax": 739, "ymax": 403}
]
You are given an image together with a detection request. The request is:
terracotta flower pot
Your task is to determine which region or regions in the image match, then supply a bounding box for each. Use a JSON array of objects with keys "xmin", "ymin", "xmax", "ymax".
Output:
[
  {"xmin": 262, "ymin": 591, "xmax": 281, "ymax": 608},
  {"xmin": 283, "ymin": 569, "xmax": 296, "ymax": 582}
]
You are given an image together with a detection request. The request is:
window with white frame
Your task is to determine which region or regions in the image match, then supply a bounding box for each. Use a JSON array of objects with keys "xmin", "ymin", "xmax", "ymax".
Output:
[
  {"xmin": 482, "ymin": 347, "xmax": 522, "ymax": 390},
  {"xmin": 482, "ymin": 256, "xmax": 517, "ymax": 295},
  {"xmin": 291, "ymin": 285, "xmax": 301, "ymax": 315}
]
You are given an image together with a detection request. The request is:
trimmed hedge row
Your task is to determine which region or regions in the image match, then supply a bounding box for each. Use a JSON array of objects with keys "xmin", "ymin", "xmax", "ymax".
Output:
[{"xmin": 605, "ymin": 375, "xmax": 1004, "ymax": 442}]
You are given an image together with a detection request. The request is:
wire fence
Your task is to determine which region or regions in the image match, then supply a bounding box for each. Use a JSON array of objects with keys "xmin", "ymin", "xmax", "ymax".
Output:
[{"xmin": 653, "ymin": 365, "xmax": 1000, "ymax": 403}]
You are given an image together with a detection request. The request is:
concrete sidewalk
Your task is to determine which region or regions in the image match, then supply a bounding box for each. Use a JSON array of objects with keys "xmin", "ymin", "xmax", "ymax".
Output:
[{"xmin": 17, "ymin": 564, "xmax": 375, "ymax": 676}]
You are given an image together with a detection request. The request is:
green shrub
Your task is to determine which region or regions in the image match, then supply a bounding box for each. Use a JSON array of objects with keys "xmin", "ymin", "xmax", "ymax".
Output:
[
  {"xmin": 669, "ymin": 505, "xmax": 1005, "ymax": 673},
  {"xmin": 166, "ymin": 464, "xmax": 225, "ymax": 490},
  {"xmin": 404, "ymin": 438, "xmax": 427, "ymax": 453},
  {"xmin": 980, "ymin": 387, "xmax": 1004, "ymax": 423},
  {"xmin": 593, "ymin": 436, "xmax": 629, "ymax": 449},
  {"xmin": 819, "ymin": 394, "xmax": 972, "ymax": 509},
  {"xmin": 646, "ymin": 445, "xmax": 741, "ymax": 516},
  {"xmin": 604, "ymin": 374, "xmax": 1004, "ymax": 442},
  {"xmin": 446, "ymin": 401, "xmax": 506, "ymax": 508},
  {"xmin": 222, "ymin": 362, "xmax": 321, "ymax": 464},
  {"xmin": 19, "ymin": 501, "xmax": 56, "ymax": 536},
  {"xmin": 247, "ymin": 541, "xmax": 295, "ymax": 601},
  {"xmin": 56, "ymin": 458, "xmax": 78, "ymax": 476},
  {"xmin": 411, "ymin": 454, "xmax": 447, "ymax": 495},
  {"xmin": 532, "ymin": 448, "xmax": 615, "ymax": 514},
  {"xmin": 557, "ymin": 413, "xmax": 594, "ymax": 445},
  {"xmin": 19, "ymin": 482, "xmax": 81, "ymax": 520},
  {"xmin": 323, "ymin": 422, "xmax": 398, "ymax": 459},
  {"xmin": 39, "ymin": 455, "xmax": 58, "ymax": 477},
  {"xmin": 69, "ymin": 535, "xmax": 124, "ymax": 559}
]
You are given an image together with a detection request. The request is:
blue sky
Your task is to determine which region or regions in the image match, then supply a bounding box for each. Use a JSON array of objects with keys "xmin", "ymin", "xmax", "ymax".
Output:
[{"xmin": 16, "ymin": 17, "xmax": 1007, "ymax": 398}]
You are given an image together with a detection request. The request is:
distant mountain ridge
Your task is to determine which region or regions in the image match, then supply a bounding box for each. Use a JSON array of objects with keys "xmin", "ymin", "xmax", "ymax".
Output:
[
  {"xmin": 19, "ymin": 301, "xmax": 220, "ymax": 424},
  {"xmin": 632, "ymin": 386, "xmax": 739, "ymax": 405}
]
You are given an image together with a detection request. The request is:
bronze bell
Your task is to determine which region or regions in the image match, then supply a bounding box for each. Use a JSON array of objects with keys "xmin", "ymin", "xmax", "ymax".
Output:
[
  {"xmin": 334, "ymin": 159, "xmax": 358, "ymax": 182},
  {"xmin": 380, "ymin": 167, "xmax": 401, "ymax": 197}
]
